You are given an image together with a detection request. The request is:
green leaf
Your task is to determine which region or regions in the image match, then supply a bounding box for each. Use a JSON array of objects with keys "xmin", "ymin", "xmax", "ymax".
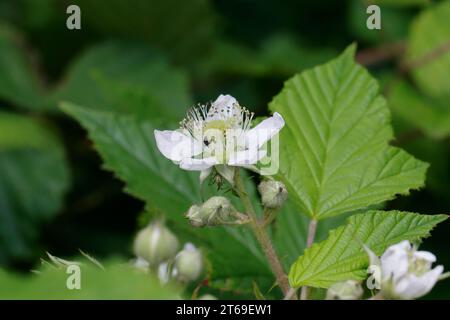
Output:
[
  {"xmin": 61, "ymin": 102, "xmax": 272, "ymax": 283},
  {"xmin": 50, "ymin": 41, "xmax": 192, "ymax": 120},
  {"xmin": 201, "ymin": 35, "xmax": 337, "ymax": 78},
  {"xmin": 0, "ymin": 112, "xmax": 70, "ymax": 264},
  {"xmin": 269, "ymin": 45, "xmax": 428, "ymax": 220},
  {"xmin": 289, "ymin": 210, "xmax": 447, "ymax": 288},
  {"xmin": 0, "ymin": 24, "xmax": 43, "ymax": 110},
  {"xmin": 0, "ymin": 259, "xmax": 180, "ymax": 299},
  {"xmin": 406, "ymin": 1, "xmax": 450, "ymax": 97},
  {"xmin": 389, "ymin": 80, "xmax": 450, "ymax": 139}
]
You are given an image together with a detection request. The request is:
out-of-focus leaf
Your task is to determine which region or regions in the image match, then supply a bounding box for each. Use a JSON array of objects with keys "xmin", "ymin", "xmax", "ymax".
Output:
[
  {"xmin": 258, "ymin": 36, "xmax": 337, "ymax": 76},
  {"xmin": 201, "ymin": 35, "xmax": 336, "ymax": 77},
  {"xmin": 389, "ymin": 80, "xmax": 450, "ymax": 139},
  {"xmin": 269, "ymin": 45, "xmax": 428, "ymax": 220},
  {"xmin": 0, "ymin": 259, "xmax": 180, "ymax": 299},
  {"xmin": 391, "ymin": 115, "xmax": 450, "ymax": 202},
  {"xmin": 349, "ymin": 0, "xmax": 412, "ymax": 45},
  {"xmin": 403, "ymin": 138, "xmax": 450, "ymax": 202},
  {"xmin": 406, "ymin": 1, "xmax": 450, "ymax": 96},
  {"xmin": 369, "ymin": 0, "xmax": 430, "ymax": 7},
  {"xmin": 61, "ymin": 102, "xmax": 273, "ymax": 284},
  {"xmin": 50, "ymin": 41, "xmax": 192, "ymax": 120},
  {"xmin": 71, "ymin": 0, "xmax": 216, "ymax": 62},
  {"xmin": 0, "ymin": 23, "xmax": 43, "ymax": 110},
  {"xmin": 0, "ymin": 112, "xmax": 70, "ymax": 264},
  {"xmin": 289, "ymin": 210, "xmax": 447, "ymax": 288}
]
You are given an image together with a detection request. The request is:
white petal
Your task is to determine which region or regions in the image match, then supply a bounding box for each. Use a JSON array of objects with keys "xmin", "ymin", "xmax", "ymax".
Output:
[
  {"xmin": 393, "ymin": 265, "xmax": 443, "ymax": 299},
  {"xmin": 207, "ymin": 94, "xmax": 239, "ymax": 121},
  {"xmin": 227, "ymin": 149, "xmax": 267, "ymax": 166},
  {"xmin": 154, "ymin": 130, "xmax": 201, "ymax": 162},
  {"xmin": 363, "ymin": 245, "xmax": 381, "ymax": 268},
  {"xmin": 184, "ymin": 242, "xmax": 197, "ymax": 251},
  {"xmin": 213, "ymin": 94, "xmax": 237, "ymax": 109},
  {"xmin": 245, "ymin": 112, "xmax": 285, "ymax": 149},
  {"xmin": 179, "ymin": 157, "xmax": 218, "ymax": 171},
  {"xmin": 381, "ymin": 241, "xmax": 410, "ymax": 282},
  {"xmin": 385, "ymin": 240, "xmax": 411, "ymax": 253},
  {"xmin": 414, "ymin": 251, "xmax": 437, "ymax": 263}
]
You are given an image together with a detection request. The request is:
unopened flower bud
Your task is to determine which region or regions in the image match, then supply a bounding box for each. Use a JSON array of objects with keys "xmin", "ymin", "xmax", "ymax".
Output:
[
  {"xmin": 186, "ymin": 196, "xmax": 234, "ymax": 227},
  {"xmin": 173, "ymin": 243, "xmax": 203, "ymax": 282},
  {"xmin": 133, "ymin": 222, "xmax": 179, "ymax": 267},
  {"xmin": 199, "ymin": 294, "xmax": 217, "ymax": 300},
  {"xmin": 258, "ymin": 180, "xmax": 288, "ymax": 209},
  {"xmin": 326, "ymin": 280, "xmax": 363, "ymax": 300},
  {"xmin": 186, "ymin": 205, "xmax": 204, "ymax": 227}
]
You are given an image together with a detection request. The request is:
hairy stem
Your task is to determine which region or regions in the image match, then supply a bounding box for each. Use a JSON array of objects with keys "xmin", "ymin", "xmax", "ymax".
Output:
[
  {"xmin": 300, "ymin": 219, "xmax": 318, "ymax": 300},
  {"xmin": 262, "ymin": 207, "xmax": 278, "ymax": 227},
  {"xmin": 233, "ymin": 169, "xmax": 290, "ymax": 295}
]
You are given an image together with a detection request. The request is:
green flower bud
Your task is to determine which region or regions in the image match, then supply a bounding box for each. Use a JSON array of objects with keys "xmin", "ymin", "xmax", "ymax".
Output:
[
  {"xmin": 133, "ymin": 222, "xmax": 179, "ymax": 267},
  {"xmin": 186, "ymin": 196, "xmax": 234, "ymax": 227},
  {"xmin": 326, "ymin": 280, "xmax": 363, "ymax": 300},
  {"xmin": 258, "ymin": 180, "xmax": 288, "ymax": 209},
  {"xmin": 198, "ymin": 294, "xmax": 217, "ymax": 300},
  {"xmin": 186, "ymin": 205, "xmax": 204, "ymax": 227},
  {"xmin": 173, "ymin": 243, "xmax": 203, "ymax": 282}
]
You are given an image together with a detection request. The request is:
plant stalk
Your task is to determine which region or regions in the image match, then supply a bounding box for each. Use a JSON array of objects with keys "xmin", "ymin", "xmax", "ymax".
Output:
[
  {"xmin": 233, "ymin": 169, "xmax": 290, "ymax": 295},
  {"xmin": 300, "ymin": 218, "xmax": 318, "ymax": 300}
]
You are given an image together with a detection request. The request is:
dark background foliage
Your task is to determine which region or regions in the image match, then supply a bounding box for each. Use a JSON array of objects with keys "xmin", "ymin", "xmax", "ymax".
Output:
[{"xmin": 0, "ymin": 0, "xmax": 449, "ymax": 298}]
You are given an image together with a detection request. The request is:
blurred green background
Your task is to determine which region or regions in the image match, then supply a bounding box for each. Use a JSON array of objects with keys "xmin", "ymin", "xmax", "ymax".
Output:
[{"xmin": 0, "ymin": 0, "xmax": 449, "ymax": 299}]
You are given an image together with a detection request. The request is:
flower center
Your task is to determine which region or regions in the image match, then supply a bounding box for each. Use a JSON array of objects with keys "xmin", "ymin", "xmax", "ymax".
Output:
[
  {"xmin": 179, "ymin": 95, "xmax": 254, "ymax": 164},
  {"xmin": 407, "ymin": 250, "xmax": 432, "ymax": 276},
  {"xmin": 409, "ymin": 257, "xmax": 432, "ymax": 276}
]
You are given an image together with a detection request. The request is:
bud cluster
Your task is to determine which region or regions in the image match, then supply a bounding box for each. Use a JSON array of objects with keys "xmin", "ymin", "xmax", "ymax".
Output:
[{"xmin": 132, "ymin": 221, "xmax": 204, "ymax": 286}]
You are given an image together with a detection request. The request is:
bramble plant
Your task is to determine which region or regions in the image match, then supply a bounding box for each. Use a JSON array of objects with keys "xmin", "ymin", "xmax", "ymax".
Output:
[{"xmin": 59, "ymin": 44, "xmax": 448, "ymax": 300}]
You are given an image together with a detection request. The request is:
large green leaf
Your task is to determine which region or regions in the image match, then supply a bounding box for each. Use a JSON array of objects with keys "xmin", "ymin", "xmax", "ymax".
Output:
[
  {"xmin": 289, "ymin": 210, "xmax": 447, "ymax": 288},
  {"xmin": 406, "ymin": 1, "xmax": 450, "ymax": 97},
  {"xmin": 0, "ymin": 112, "xmax": 70, "ymax": 264},
  {"xmin": 50, "ymin": 41, "xmax": 192, "ymax": 120},
  {"xmin": 0, "ymin": 24, "xmax": 43, "ymax": 110},
  {"xmin": 61, "ymin": 102, "xmax": 272, "ymax": 283},
  {"xmin": 269, "ymin": 45, "xmax": 428, "ymax": 220},
  {"xmin": 0, "ymin": 259, "xmax": 180, "ymax": 299}
]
